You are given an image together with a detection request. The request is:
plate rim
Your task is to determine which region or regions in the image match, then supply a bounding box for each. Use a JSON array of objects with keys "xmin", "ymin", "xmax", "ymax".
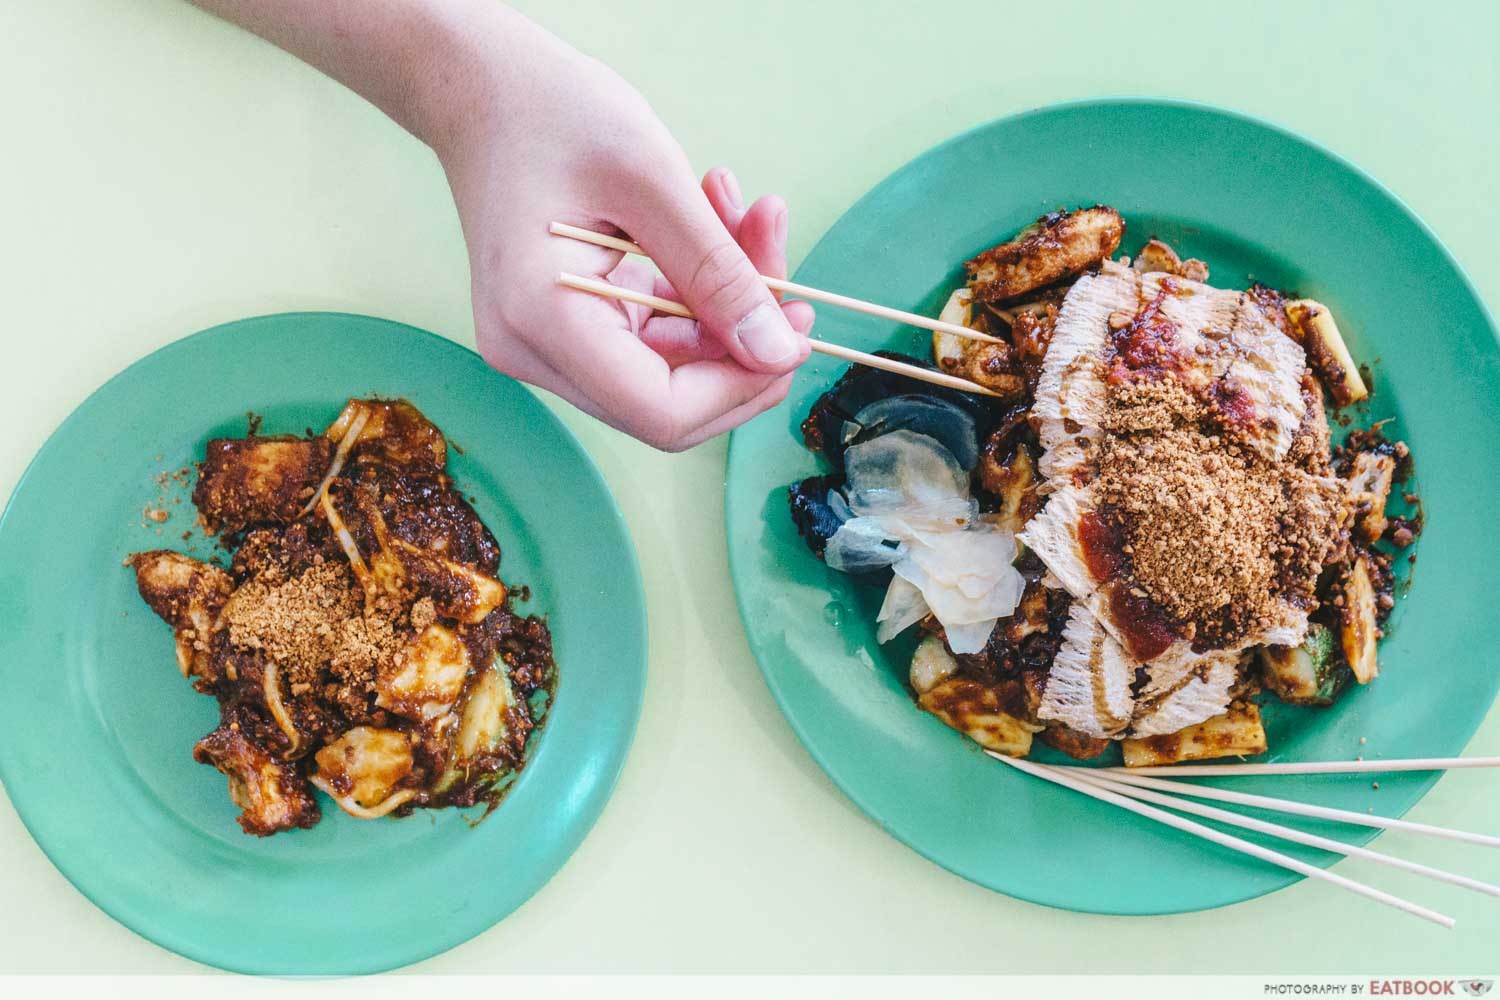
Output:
[
  {"xmin": 0, "ymin": 311, "xmax": 649, "ymax": 973},
  {"xmin": 725, "ymin": 96, "xmax": 1500, "ymax": 916}
]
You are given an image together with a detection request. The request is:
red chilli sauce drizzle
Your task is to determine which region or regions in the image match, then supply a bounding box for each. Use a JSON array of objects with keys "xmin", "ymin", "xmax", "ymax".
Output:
[
  {"xmin": 1075, "ymin": 511, "xmax": 1180, "ymax": 662},
  {"xmin": 1112, "ymin": 275, "xmax": 1263, "ymax": 436},
  {"xmin": 1106, "ymin": 278, "xmax": 1190, "ymax": 385},
  {"xmin": 1085, "ymin": 275, "xmax": 1265, "ymax": 661},
  {"xmin": 1091, "ymin": 279, "xmax": 1193, "ymax": 662}
]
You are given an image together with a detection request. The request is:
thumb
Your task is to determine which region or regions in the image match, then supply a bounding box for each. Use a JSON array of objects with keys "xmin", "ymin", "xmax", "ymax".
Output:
[{"xmin": 621, "ymin": 182, "xmax": 809, "ymax": 375}]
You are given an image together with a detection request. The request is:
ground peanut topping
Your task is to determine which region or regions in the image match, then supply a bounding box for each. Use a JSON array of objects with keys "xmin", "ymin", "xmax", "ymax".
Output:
[
  {"xmin": 409, "ymin": 596, "xmax": 437, "ymax": 631},
  {"xmin": 224, "ymin": 561, "xmax": 405, "ymax": 689},
  {"xmin": 1096, "ymin": 375, "xmax": 1343, "ymax": 647}
]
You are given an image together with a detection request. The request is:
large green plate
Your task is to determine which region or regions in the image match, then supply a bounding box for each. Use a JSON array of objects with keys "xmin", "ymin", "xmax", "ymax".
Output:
[
  {"xmin": 726, "ymin": 99, "xmax": 1500, "ymax": 914},
  {"xmin": 0, "ymin": 313, "xmax": 647, "ymax": 972}
]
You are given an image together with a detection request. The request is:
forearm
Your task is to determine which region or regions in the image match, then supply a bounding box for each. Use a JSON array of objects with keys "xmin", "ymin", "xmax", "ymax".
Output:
[{"xmin": 190, "ymin": 0, "xmax": 561, "ymax": 159}]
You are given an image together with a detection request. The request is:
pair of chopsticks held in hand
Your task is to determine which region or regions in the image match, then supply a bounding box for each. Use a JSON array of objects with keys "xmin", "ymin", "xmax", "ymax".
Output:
[{"xmin": 550, "ymin": 221, "xmax": 1002, "ymax": 397}]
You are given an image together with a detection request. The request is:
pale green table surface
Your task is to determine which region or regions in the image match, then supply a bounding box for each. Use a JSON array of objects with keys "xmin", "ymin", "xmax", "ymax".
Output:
[{"xmin": 2, "ymin": 0, "xmax": 1496, "ymax": 976}]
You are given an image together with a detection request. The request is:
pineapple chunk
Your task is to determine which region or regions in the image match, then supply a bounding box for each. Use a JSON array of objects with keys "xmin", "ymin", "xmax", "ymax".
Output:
[
  {"xmin": 1285, "ymin": 299, "xmax": 1368, "ymax": 406},
  {"xmin": 1341, "ymin": 553, "xmax": 1380, "ymax": 683},
  {"xmin": 456, "ymin": 661, "xmax": 517, "ymax": 760},
  {"xmin": 909, "ymin": 634, "xmax": 960, "ymax": 695},
  {"xmin": 1260, "ymin": 624, "xmax": 1350, "ymax": 706},
  {"xmin": 930, "ymin": 285, "xmax": 1025, "ymax": 396},
  {"xmin": 931, "ymin": 287, "xmax": 973, "ymax": 373},
  {"xmin": 314, "ymin": 727, "xmax": 414, "ymax": 808},
  {"xmin": 377, "ymin": 623, "xmax": 472, "ymax": 721},
  {"xmin": 431, "ymin": 659, "xmax": 524, "ymax": 796},
  {"xmin": 1122, "ymin": 701, "xmax": 1267, "ymax": 767}
]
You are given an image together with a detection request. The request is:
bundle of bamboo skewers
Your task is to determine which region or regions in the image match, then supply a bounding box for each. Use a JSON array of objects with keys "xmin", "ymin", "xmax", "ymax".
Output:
[{"xmin": 990, "ymin": 753, "xmax": 1500, "ymax": 928}]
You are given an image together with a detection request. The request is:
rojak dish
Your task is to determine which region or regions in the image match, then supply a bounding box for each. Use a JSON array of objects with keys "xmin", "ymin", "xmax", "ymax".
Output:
[{"xmin": 788, "ymin": 206, "xmax": 1419, "ymax": 767}]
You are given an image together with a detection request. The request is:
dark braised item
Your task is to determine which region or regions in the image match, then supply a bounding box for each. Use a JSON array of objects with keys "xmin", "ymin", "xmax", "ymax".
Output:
[
  {"xmin": 129, "ymin": 398, "xmax": 555, "ymax": 836},
  {"xmin": 1131, "ymin": 239, "xmax": 1209, "ymax": 283},
  {"xmin": 799, "ymin": 351, "xmax": 994, "ymax": 471},
  {"xmin": 787, "ymin": 473, "xmax": 849, "ymax": 559},
  {"xmin": 965, "ymin": 206, "xmax": 1124, "ymax": 303}
]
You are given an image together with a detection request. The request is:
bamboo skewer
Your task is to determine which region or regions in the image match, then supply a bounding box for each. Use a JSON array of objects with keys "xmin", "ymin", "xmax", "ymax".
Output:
[
  {"xmin": 550, "ymin": 221, "xmax": 1003, "ymax": 346},
  {"xmin": 1068, "ymin": 769, "xmax": 1500, "ymax": 900},
  {"xmin": 987, "ymin": 752, "xmax": 1454, "ymax": 928},
  {"xmin": 555, "ymin": 271, "xmax": 1002, "ymax": 398},
  {"xmin": 1097, "ymin": 756, "xmax": 1500, "ymax": 778},
  {"xmin": 1086, "ymin": 769, "xmax": 1500, "ymax": 848}
]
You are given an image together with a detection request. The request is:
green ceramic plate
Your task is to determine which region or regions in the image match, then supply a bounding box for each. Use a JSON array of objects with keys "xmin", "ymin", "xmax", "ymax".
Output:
[
  {"xmin": 726, "ymin": 99, "xmax": 1500, "ymax": 914},
  {"xmin": 0, "ymin": 313, "xmax": 646, "ymax": 973}
]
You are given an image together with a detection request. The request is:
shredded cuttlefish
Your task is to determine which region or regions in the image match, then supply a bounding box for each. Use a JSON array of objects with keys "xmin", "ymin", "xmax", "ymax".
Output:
[
  {"xmin": 298, "ymin": 406, "xmax": 371, "ymax": 517},
  {"xmin": 261, "ymin": 661, "xmax": 302, "ymax": 756},
  {"xmin": 318, "ymin": 490, "xmax": 376, "ymax": 607}
]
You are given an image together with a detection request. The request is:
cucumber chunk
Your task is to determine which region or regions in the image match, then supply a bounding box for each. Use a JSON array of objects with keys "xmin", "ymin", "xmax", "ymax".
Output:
[{"xmin": 1260, "ymin": 624, "xmax": 1352, "ymax": 706}]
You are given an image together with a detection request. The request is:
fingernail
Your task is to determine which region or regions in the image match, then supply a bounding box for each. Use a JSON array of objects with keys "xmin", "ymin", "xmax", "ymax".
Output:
[
  {"xmin": 774, "ymin": 205, "xmax": 789, "ymax": 248},
  {"xmin": 720, "ymin": 169, "xmax": 744, "ymax": 210},
  {"xmin": 737, "ymin": 303, "xmax": 797, "ymax": 364}
]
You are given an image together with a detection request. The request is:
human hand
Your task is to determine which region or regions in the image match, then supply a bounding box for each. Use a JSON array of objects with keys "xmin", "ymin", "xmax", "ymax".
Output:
[
  {"xmin": 189, "ymin": 1, "xmax": 810, "ymax": 449},
  {"xmin": 436, "ymin": 32, "xmax": 813, "ymax": 451}
]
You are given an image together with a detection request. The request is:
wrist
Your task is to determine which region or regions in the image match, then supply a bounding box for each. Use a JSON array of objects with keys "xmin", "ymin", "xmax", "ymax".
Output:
[{"xmin": 391, "ymin": 1, "xmax": 516, "ymax": 161}]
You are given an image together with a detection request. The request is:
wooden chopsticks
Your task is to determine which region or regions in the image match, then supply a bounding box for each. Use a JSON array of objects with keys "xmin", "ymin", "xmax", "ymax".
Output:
[
  {"xmin": 549, "ymin": 222, "xmax": 1002, "ymax": 398},
  {"xmin": 989, "ymin": 752, "xmax": 1500, "ymax": 927}
]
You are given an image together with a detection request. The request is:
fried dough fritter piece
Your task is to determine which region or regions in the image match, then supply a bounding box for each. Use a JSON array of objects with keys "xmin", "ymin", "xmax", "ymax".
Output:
[
  {"xmin": 1130, "ymin": 238, "xmax": 1209, "ymax": 283},
  {"xmin": 1346, "ymin": 450, "xmax": 1397, "ymax": 544},
  {"xmin": 193, "ymin": 724, "xmax": 320, "ymax": 836},
  {"xmin": 129, "ymin": 550, "xmax": 234, "ymax": 686},
  {"xmin": 963, "ymin": 341, "xmax": 1028, "ymax": 397},
  {"xmin": 193, "ymin": 435, "xmax": 333, "ymax": 534},
  {"xmin": 965, "ymin": 206, "xmax": 1124, "ymax": 303}
]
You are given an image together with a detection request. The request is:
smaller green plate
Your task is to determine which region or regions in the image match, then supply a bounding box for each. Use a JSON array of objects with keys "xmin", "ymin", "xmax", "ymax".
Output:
[
  {"xmin": 726, "ymin": 100, "xmax": 1500, "ymax": 915},
  {"xmin": 0, "ymin": 314, "xmax": 647, "ymax": 974}
]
